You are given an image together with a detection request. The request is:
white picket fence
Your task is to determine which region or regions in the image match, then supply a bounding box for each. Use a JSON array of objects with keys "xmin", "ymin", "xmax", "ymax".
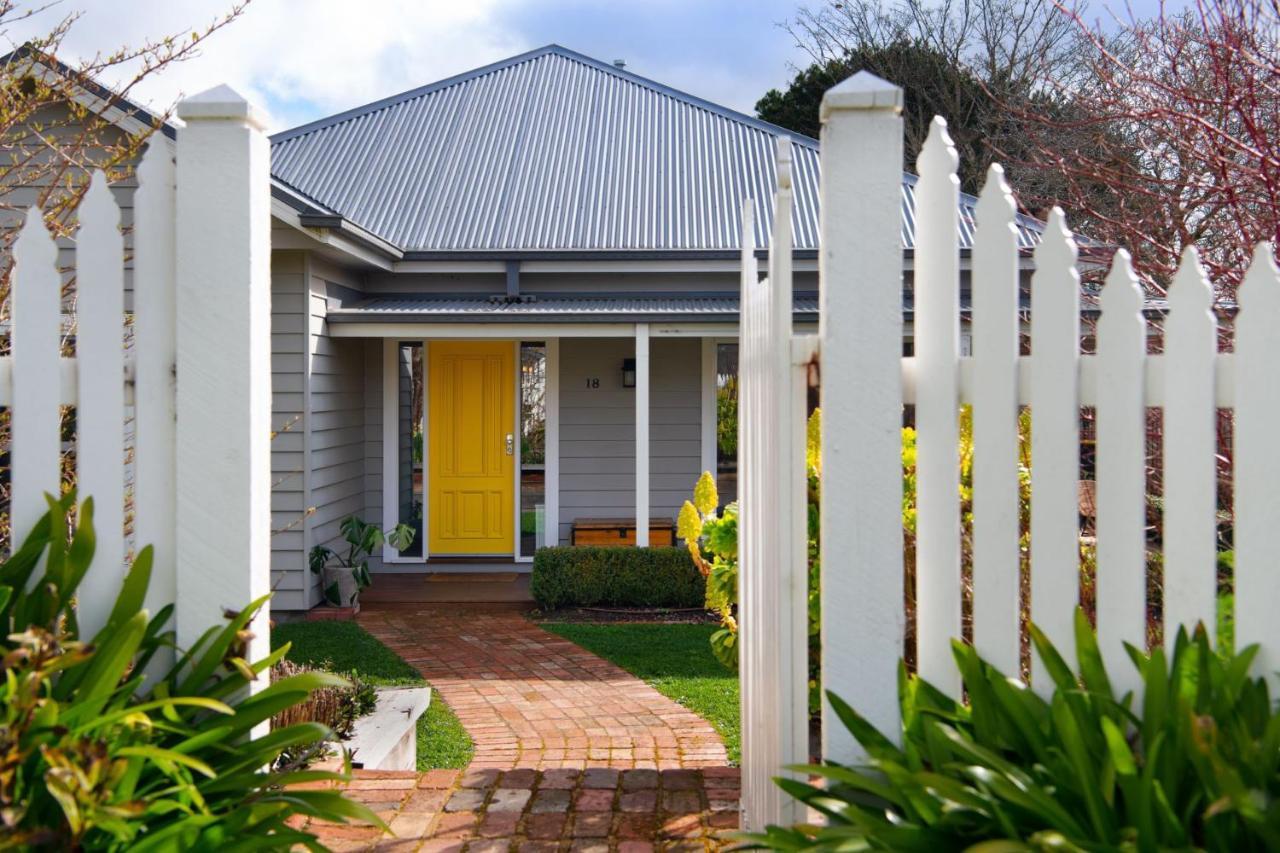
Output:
[
  {"xmin": 738, "ymin": 71, "xmax": 1280, "ymax": 829},
  {"xmin": 3, "ymin": 86, "xmax": 273, "ymax": 668}
]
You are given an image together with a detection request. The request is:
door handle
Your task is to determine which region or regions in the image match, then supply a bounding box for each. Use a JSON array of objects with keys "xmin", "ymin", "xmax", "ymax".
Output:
[{"xmin": 505, "ymin": 433, "xmax": 514, "ymax": 455}]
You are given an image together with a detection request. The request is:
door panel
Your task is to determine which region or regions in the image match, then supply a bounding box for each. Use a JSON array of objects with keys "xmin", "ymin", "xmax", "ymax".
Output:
[{"xmin": 428, "ymin": 341, "xmax": 514, "ymax": 554}]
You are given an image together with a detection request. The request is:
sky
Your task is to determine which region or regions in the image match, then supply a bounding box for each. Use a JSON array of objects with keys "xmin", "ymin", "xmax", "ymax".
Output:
[
  {"xmin": 3, "ymin": 0, "xmax": 813, "ymax": 133},
  {"xmin": 4, "ymin": 0, "xmax": 1187, "ymax": 134}
]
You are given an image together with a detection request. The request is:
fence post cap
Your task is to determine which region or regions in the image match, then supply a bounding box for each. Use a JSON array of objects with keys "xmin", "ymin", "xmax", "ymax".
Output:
[
  {"xmin": 820, "ymin": 71, "xmax": 903, "ymax": 119},
  {"xmin": 177, "ymin": 84, "xmax": 268, "ymax": 131}
]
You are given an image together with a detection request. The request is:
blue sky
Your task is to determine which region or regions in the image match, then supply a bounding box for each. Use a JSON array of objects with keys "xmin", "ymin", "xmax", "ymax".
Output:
[{"xmin": 5, "ymin": 0, "xmax": 1186, "ymax": 133}]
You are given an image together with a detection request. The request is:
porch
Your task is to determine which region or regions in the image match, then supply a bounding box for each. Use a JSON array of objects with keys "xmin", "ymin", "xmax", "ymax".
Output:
[{"xmin": 329, "ymin": 322, "xmax": 753, "ymax": 577}]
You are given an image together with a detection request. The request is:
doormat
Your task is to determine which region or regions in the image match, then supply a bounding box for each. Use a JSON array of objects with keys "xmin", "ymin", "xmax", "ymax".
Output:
[{"xmin": 425, "ymin": 573, "xmax": 520, "ymax": 583}]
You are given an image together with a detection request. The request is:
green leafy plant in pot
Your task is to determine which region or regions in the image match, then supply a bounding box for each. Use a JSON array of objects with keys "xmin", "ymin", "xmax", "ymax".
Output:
[{"xmin": 309, "ymin": 516, "xmax": 415, "ymax": 608}]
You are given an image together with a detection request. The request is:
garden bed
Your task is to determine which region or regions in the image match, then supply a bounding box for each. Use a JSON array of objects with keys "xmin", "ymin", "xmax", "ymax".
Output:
[{"xmin": 271, "ymin": 619, "xmax": 473, "ymax": 769}]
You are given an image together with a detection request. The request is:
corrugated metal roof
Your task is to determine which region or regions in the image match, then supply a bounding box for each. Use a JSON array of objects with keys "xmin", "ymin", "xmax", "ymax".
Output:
[
  {"xmin": 327, "ymin": 293, "xmax": 820, "ymax": 322},
  {"xmin": 271, "ymin": 45, "xmax": 1043, "ymax": 254}
]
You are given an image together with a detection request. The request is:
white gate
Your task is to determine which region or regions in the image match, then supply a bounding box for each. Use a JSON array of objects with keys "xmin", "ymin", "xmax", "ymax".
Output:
[
  {"xmin": 738, "ymin": 71, "xmax": 1280, "ymax": 827},
  {"xmin": 3, "ymin": 86, "xmax": 272, "ymax": 667}
]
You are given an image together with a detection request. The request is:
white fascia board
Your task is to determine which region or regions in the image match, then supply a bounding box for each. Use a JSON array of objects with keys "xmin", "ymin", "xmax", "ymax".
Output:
[{"xmin": 27, "ymin": 61, "xmax": 173, "ymax": 139}]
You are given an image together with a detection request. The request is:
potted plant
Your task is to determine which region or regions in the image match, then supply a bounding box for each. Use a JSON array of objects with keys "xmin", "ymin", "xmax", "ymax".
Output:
[{"xmin": 309, "ymin": 516, "xmax": 415, "ymax": 613}]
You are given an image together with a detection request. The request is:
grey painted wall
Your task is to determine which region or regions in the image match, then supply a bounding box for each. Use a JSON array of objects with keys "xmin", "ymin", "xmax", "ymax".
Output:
[
  {"xmin": 269, "ymin": 251, "xmax": 371, "ymax": 609},
  {"xmin": 557, "ymin": 337, "xmax": 702, "ymax": 545},
  {"xmin": 306, "ymin": 259, "xmax": 369, "ymax": 603},
  {"xmin": 269, "ymin": 252, "xmax": 308, "ymax": 609}
]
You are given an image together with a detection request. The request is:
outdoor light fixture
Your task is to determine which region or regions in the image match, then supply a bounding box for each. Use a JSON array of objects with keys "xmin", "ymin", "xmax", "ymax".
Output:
[{"xmin": 622, "ymin": 358, "xmax": 636, "ymax": 388}]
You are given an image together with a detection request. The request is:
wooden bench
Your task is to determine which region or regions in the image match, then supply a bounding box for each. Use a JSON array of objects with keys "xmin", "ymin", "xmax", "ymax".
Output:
[{"xmin": 571, "ymin": 518, "xmax": 676, "ymax": 547}]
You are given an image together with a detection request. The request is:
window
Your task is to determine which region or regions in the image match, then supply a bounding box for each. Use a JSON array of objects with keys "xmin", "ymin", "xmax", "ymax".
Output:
[
  {"xmin": 520, "ymin": 342, "xmax": 546, "ymax": 557},
  {"xmin": 396, "ymin": 341, "xmax": 424, "ymax": 558},
  {"xmin": 716, "ymin": 343, "xmax": 738, "ymax": 506}
]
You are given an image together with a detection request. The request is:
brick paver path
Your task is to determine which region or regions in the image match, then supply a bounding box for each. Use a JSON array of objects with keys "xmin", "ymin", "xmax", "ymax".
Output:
[{"xmin": 303, "ymin": 606, "xmax": 738, "ymax": 851}]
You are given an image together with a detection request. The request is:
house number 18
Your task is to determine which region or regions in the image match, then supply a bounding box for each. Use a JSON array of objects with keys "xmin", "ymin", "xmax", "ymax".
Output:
[{"xmin": 585, "ymin": 377, "xmax": 600, "ymax": 388}]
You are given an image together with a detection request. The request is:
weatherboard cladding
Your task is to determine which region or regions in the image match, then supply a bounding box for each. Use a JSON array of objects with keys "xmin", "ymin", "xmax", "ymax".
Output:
[{"xmin": 270, "ymin": 45, "xmax": 1043, "ymax": 254}]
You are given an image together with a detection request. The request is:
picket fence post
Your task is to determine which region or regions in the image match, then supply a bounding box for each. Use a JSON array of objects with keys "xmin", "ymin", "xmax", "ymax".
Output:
[
  {"xmin": 817, "ymin": 72, "xmax": 904, "ymax": 759},
  {"xmin": 173, "ymin": 85, "xmax": 273, "ymax": 667}
]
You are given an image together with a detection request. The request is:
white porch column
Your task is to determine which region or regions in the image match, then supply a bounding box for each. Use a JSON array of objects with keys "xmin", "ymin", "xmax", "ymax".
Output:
[
  {"xmin": 635, "ymin": 324, "xmax": 650, "ymax": 546},
  {"xmin": 700, "ymin": 337, "xmax": 717, "ymax": 478},
  {"xmin": 174, "ymin": 86, "xmax": 272, "ymax": 666}
]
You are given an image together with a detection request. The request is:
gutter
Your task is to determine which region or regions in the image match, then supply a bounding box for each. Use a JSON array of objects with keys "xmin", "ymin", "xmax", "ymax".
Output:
[
  {"xmin": 296, "ymin": 212, "xmax": 405, "ymax": 259},
  {"xmin": 326, "ymin": 309, "xmax": 823, "ymax": 325}
]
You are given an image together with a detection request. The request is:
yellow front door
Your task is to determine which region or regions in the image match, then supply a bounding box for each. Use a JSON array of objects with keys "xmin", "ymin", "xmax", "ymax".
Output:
[{"xmin": 427, "ymin": 341, "xmax": 515, "ymax": 555}]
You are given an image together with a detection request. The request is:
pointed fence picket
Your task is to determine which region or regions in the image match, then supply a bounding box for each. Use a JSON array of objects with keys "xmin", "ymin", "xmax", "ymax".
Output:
[
  {"xmin": 10, "ymin": 208, "xmax": 63, "ymax": 543},
  {"xmin": 913, "ymin": 118, "xmax": 962, "ymax": 696},
  {"xmin": 132, "ymin": 140, "xmax": 179, "ymax": 618},
  {"xmin": 1028, "ymin": 210, "xmax": 1082, "ymax": 682},
  {"xmin": 739, "ymin": 71, "xmax": 1280, "ymax": 822},
  {"xmin": 2, "ymin": 87, "xmax": 270, "ymax": 671},
  {"xmin": 1162, "ymin": 249, "xmax": 1218, "ymax": 647},
  {"xmin": 1094, "ymin": 252, "xmax": 1147, "ymax": 691},
  {"xmin": 1233, "ymin": 245, "xmax": 1280, "ymax": 683},
  {"xmin": 737, "ymin": 137, "xmax": 809, "ymax": 831},
  {"xmin": 75, "ymin": 172, "xmax": 128, "ymax": 638},
  {"xmin": 970, "ymin": 164, "xmax": 1022, "ymax": 675}
]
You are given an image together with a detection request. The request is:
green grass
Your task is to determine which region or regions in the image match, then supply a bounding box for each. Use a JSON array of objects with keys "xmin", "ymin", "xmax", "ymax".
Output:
[
  {"xmin": 540, "ymin": 622, "xmax": 740, "ymax": 763},
  {"xmin": 272, "ymin": 620, "xmax": 474, "ymax": 769}
]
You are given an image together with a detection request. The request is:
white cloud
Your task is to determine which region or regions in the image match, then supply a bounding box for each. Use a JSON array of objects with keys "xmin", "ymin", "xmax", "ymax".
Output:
[
  {"xmin": 5, "ymin": 0, "xmax": 533, "ymax": 130},
  {"xmin": 3, "ymin": 0, "xmax": 806, "ymax": 131}
]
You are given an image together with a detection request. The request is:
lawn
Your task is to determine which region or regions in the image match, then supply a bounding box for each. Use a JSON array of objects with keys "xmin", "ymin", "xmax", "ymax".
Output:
[
  {"xmin": 540, "ymin": 622, "xmax": 740, "ymax": 763},
  {"xmin": 272, "ymin": 620, "xmax": 474, "ymax": 769}
]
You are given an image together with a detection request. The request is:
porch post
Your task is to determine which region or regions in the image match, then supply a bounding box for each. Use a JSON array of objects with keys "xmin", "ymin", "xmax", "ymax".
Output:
[
  {"xmin": 635, "ymin": 324, "xmax": 650, "ymax": 546},
  {"xmin": 700, "ymin": 337, "xmax": 717, "ymax": 479},
  {"xmin": 381, "ymin": 339, "xmax": 399, "ymax": 563},
  {"xmin": 173, "ymin": 86, "xmax": 271, "ymax": 666}
]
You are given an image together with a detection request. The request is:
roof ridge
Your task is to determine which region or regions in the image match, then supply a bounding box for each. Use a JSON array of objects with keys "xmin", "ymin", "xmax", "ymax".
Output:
[{"xmin": 269, "ymin": 43, "xmax": 820, "ymax": 148}]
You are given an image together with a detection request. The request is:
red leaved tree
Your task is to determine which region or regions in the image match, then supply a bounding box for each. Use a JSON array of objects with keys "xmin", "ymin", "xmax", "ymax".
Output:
[{"xmin": 1012, "ymin": 0, "xmax": 1279, "ymax": 300}]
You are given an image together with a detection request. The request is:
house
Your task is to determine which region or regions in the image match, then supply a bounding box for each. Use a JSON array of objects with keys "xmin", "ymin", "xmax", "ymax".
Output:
[
  {"xmin": 264, "ymin": 45, "xmax": 1055, "ymax": 610},
  {"xmin": 2, "ymin": 44, "xmax": 1049, "ymax": 611}
]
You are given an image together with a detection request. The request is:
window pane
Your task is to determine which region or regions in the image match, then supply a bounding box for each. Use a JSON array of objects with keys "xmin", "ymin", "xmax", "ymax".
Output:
[
  {"xmin": 716, "ymin": 343, "xmax": 738, "ymax": 507},
  {"xmin": 397, "ymin": 342, "xmax": 424, "ymax": 558},
  {"xmin": 520, "ymin": 342, "xmax": 547, "ymax": 555}
]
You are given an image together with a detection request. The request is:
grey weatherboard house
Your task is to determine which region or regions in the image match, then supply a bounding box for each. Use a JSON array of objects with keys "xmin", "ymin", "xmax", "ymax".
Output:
[
  {"xmin": 7, "ymin": 44, "xmax": 1046, "ymax": 611},
  {"xmin": 262, "ymin": 44, "xmax": 1048, "ymax": 610}
]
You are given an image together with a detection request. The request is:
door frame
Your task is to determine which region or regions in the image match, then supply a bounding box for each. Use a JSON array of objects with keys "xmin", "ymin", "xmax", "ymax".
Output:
[{"xmin": 380, "ymin": 339, "xmax": 532, "ymax": 566}]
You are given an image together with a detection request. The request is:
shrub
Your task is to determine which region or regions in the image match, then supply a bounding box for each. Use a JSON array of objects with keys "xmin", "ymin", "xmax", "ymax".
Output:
[
  {"xmin": 0, "ymin": 495, "xmax": 383, "ymax": 850},
  {"xmin": 746, "ymin": 610, "xmax": 1280, "ymax": 851},
  {"xmin": 270, "ymin": 659, "xmax": 378, "ymax": 740},
  {"xmin": 530, "ymin": 546, "xmax": 704, "ymax": 609},
  {"xmin": 679, "ymin": 411, "xmax": 822, "ymax": 691},
  {"xmin": 678, "ymin": 473, "xmax": 741, "ymax": 668}
]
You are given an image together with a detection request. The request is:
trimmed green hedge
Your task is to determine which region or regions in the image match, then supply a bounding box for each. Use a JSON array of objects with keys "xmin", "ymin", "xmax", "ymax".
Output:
[{"xmin": 531, "ymin": 547, "xmax": 705, "ymax": 609}]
